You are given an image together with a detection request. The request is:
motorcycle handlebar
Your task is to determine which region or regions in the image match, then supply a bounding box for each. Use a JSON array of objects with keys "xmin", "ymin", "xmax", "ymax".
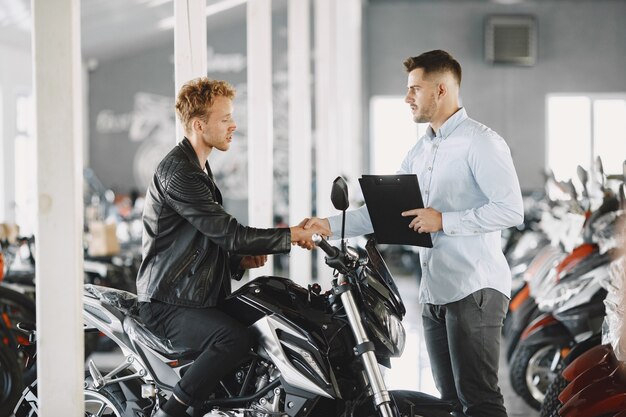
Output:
[{"xmin": 312, "ymin": 234, "xmax": 340, "ymax": 258}]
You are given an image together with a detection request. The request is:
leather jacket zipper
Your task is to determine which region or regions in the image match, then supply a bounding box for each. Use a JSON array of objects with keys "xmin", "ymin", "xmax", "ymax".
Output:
[{"xmin": 169, "ymin": 249, "xmax": 202, "ymax": 283}]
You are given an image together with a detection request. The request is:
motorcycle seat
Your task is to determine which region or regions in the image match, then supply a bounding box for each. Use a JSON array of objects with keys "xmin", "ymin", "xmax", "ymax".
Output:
[{"xmin": 84, "ymin": 284, "xmax": 198, "ymax": 359}]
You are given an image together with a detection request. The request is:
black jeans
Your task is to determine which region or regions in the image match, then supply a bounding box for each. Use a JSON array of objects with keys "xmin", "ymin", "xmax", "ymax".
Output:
[
  {"xmin": 138, "ymin": 300, "xmax": 252, "ymax": 408},
  {"xmin": 422, "ymin": 288, "xmax": 509, "ymax": 417}
]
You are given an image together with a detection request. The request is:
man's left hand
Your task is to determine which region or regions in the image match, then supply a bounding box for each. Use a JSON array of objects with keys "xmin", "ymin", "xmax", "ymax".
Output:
[
  {"xmin": 402, "ymin": 207, "xmax": 443, "ymax": 233},
  {"xmin": 240, "ymin": 255, "xmax": 268, "ymax": 269}
]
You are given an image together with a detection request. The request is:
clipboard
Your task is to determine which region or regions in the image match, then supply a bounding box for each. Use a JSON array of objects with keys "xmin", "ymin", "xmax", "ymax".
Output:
[{"xmin": 358, "ymin": 174, "xmax": 433, "ymax": 248}]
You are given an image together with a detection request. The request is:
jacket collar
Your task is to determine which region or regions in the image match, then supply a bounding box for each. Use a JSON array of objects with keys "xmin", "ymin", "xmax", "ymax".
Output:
[{"xmin": 179, "ymin": 137, "xmax": 207, "ymax": 171}]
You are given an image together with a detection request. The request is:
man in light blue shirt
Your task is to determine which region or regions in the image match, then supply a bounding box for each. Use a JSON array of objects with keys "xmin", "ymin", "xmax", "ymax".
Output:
[{"xmin": 303, "ymin": 50, "xmax": 523, "ymax": 417}]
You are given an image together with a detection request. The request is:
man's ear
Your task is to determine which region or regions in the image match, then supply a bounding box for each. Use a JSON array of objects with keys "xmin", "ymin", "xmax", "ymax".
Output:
[
  {"xmin": 437, "ymin": 82, "xmax": 447, "ymax": 99},
  {"xmin": 191, "ymin": 118, "xmax": 203, "ymax": 133}
]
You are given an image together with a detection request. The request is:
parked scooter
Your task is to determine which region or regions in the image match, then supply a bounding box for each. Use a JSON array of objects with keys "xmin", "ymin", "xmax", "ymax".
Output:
[
  {"xmin": 13, "ymin": 177, "xmax": 453, "ymax": 417},
  {"xmin": 507, "ymin": 163, "xmax": 623, "ymax": 410},
  {"xmin": 540, "ymin": 171, "xmax": 626, "ymax": 417}
]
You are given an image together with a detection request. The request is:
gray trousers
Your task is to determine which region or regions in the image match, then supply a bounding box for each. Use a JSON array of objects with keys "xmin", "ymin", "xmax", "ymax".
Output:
[{"xmin": 422, "ymin": 288, "xmax": 509, "ymax": 417}]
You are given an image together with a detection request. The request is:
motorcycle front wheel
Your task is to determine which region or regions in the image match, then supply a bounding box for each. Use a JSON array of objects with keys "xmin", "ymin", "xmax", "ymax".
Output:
[{"xmin": 509, "ymin": 343, "xmax": 561, "ymax": 410}]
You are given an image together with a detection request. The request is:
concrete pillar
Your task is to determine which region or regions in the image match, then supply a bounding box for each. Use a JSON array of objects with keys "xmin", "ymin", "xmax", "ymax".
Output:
[
  {"xmin": 288, "ymin": 0, "xmax": 313, "ymax": 282},
  {"xmin": 247, "ymin": 0, "xmax": 274, "ymax": 278},
  {"xmin": 32, "ymin": 0, "xmax": 84, "ymax": 414},
  {"xmin": 313, "ymin": 0, "xmax": 363, "ymax": 279},
  {"xmin": 174, "ymin": 0, "xmax": 208, "ymax": 140}
]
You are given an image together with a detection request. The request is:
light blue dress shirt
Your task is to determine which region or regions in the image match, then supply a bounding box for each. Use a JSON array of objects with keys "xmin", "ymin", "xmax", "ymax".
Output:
[{"xmin": 328, "ymin": 108, "xmax": 524, "ymax": 304}]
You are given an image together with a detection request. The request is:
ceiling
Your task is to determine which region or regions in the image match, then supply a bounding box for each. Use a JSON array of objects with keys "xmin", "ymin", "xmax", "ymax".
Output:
[
  {"xmin": 0, "ymin": 0, "xmax": 251, "ymax": 60},
  {"xmin": 0, "ymin": 0, "xmax": 576, "ymax": 61}
]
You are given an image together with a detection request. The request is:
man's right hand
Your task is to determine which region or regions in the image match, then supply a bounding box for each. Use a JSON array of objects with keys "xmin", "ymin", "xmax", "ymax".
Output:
[
  {"xmin": 291, "ymin": 217, "xmax": 332, "ymax": 250},
  {"xmin": 290, "ymin": 219, "xmax": 331, "ymax": 250},
  {"xmin": 303, "ymin": 217, "xmax": 331, "ymax": 233}
]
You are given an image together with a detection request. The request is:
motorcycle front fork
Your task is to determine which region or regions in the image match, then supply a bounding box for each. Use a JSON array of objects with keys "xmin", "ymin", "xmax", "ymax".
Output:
[{"xmin": 338, "ymin": 276, "xmax": 396, "ymax": 417}]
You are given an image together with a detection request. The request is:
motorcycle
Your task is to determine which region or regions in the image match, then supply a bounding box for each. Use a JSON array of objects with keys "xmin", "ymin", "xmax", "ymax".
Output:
[
  {"xmin": 13, "ymin": 177, "xmax": 453, "ymax": 417},
  {"xmin": 507, "ymin": 164, "xmax": 623, "ymax": 410}
]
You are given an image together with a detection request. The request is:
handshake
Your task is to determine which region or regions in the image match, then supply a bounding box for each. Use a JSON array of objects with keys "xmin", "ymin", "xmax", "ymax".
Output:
[{"xmin": 289, "ymin": 217, "xmax": 332, "ymax": 250}]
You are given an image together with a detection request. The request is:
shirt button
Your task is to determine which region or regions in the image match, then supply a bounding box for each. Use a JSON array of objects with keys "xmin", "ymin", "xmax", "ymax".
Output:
[
  {"xmin": 450, "ymin": 231, "xmax": 455, "ymax": 234},
  {"xmin": 422, "ymin": 262, "xmax": 427, "ymax": 267},
  {"xmin": 428, "ymin": 167, "xmax": 432, "ymax": 171},
  {"xmin": 425, "ymin": 190, "xmax": 429, "ymax": 194}
]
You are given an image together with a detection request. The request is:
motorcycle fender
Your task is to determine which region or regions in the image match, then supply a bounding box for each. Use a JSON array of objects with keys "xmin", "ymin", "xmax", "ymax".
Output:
[
  {"xmin": 562, "ymin": 343, "xmax": 613, "ymax": 381},
  {"xmin": 559, "ymin": 374, "xmax": 626, "ymax": 417},
  {"xmin": 520, "ymin": 317, "xmax": 572, "ymax": 347},
  {"xmin": 560, "ymin": 333, "xmax": 602, "ymax": 368},
  {"xmin": 559, "ymin": 359, "xmax": 619, "ymax": 404},
  {"xmin": 510, "ymin": 296, "xmax": 537, "ymax": 332}
]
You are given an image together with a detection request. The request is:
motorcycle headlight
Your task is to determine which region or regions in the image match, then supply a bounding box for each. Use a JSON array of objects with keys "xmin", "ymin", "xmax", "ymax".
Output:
[
  {"xmin": 371, "ymin": 302, "xmax": 406, "ymax": 357},
  {"xmin": 384, "ymin": 312, "xmax": 406, "ymax": 356}
]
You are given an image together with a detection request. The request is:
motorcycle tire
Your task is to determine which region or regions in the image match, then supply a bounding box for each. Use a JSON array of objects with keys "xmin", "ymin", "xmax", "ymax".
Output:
[
  {"xmin": 505, "ymin": 304, "xmax": 543, "ymax": 363},
  {"xmin": 13, "ymin": 371, "xmax": 149, "ymax": 417},
  {"xmin": 0, "ymin": 286, "xmax": 36, "ymax": 347},
  {"xmin": 509, "ymin": 343, "xmax": 560, "ymax": 410},
  {"xmin": 539, "ymin": 371, "xmax": 567, "ymax": 417},
  {"xmin": 0, "ymin": 340, "xmax": 23, "ymax": 417}
]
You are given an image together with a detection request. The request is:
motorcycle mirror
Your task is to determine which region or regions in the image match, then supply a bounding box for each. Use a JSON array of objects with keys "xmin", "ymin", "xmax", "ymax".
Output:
[
  {"xmin": 576, "ymin": 165, "xmax": 589, "ymax": 200},
  {"xmin": 331, "ymin": 177, "xmax": 349, "ymax": 248},
  {"xmin": 577, "ymin": 165, "xmax": 588, "ymax": 188},
  {"xmin": 595, "ymin": 156, "xmax": 606, "ymax": 192},
  {"xmin": 331, "ymin": 177, "xmax": 349, "ymax": 211},
  {"xmin": 595, "ymin": 156, "xmax": 605, "ymax": 179},
  {"xmin": 566, "ymin": 179, "xmax": 578, "ymax": 200}
]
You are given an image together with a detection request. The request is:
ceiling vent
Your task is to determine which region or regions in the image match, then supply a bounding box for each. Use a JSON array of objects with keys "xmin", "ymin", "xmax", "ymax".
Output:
[{"xmin": 485, "ymin": 15, "xmax": 537, "ymax": 66}]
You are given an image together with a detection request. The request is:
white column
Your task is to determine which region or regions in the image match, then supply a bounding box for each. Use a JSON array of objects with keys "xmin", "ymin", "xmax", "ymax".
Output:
[
  {"xmin": 314, "ymin": 0, "xmax": 363, "ymax": 279},
  {"xmin": 247, "ymin": 0, "xmax": 274, "ymax": 278},
  {"xmin": 32, "ymin": 0, "xmax": 84, "ymax": 415},
  {"xmin": 288, "ymin": 0, "xmax": 312, "ymax": 282},
  {"xmin": 314, "ymin": 0, "xmax": 338, "ymax": 279},
  {"xmin": 174, "ymin": 0, "xmax": 208, "ymax": 140},
  {"xmin": 335, "ymin": 0, "xmax": 363, "ymax": 195}
]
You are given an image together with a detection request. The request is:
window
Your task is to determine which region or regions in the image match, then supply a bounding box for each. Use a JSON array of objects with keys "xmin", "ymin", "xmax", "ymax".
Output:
[
  {"xmin": 547, "ymin": 94, "xmax": 626, "ymax": 182},
  {"xmin": 370, "ymin": 96, "xmax": 428, "ymax": 174},
  {"xmin": 14, "ymin": 93, "xmax": 36, "ymax": 236}
]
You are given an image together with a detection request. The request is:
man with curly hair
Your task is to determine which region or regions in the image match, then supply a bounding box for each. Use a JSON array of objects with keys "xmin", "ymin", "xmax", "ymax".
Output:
[{"xmin": 137, "ymin": 77, "xmax": 329, "ymax": 417}]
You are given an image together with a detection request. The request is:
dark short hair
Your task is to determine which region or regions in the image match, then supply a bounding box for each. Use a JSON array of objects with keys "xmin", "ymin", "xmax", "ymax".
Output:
[{"xmin": 403, "ymin": 50, "xmax": 462, "ymax": 85}]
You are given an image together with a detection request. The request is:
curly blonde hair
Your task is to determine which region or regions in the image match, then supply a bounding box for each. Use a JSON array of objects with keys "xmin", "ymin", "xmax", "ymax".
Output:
[{"xmin": 175, "ymin": 77, "xmax": 236, "ymax": 133}]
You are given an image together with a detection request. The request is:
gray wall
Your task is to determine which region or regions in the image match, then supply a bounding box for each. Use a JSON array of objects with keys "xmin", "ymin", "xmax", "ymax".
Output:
[{"xmin": 366, "ymin": 0, "xmax": 626, "ymax": 192}]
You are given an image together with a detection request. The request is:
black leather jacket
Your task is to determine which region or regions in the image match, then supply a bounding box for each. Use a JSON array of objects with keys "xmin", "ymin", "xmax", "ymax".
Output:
[{"xmin": 136, "ymin": 138, "xmax": 291, "ymax": 307}]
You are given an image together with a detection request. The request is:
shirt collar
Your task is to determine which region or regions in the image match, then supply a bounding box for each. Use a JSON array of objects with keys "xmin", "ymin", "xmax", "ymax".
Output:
[{"xmin": 425, "ymin": 107, "xmax": 468, "ymax": 140}]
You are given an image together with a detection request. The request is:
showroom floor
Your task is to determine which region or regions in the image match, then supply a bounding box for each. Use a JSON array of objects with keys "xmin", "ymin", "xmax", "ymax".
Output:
[{"xmin": 86, "ymin": 273, "xmax": 539, "ymax": 417}]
